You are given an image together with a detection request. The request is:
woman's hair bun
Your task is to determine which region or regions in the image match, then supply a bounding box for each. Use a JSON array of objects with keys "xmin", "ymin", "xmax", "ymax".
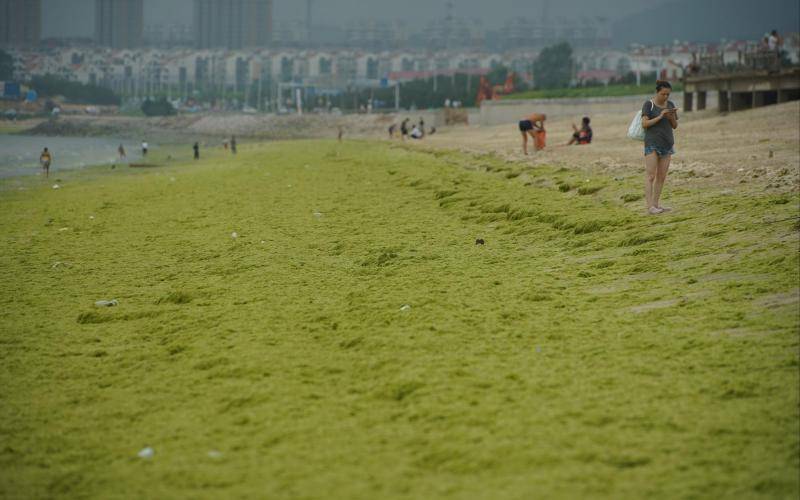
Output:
[{"xmin": 656, "ymin": 80, "xmax": 672, "ymax": 90}]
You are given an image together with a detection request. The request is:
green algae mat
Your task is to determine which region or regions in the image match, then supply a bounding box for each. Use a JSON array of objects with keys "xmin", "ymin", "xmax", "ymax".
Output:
[{"xmin": 1, "ymin": 141, "xmax": 798, "ymax": 499}]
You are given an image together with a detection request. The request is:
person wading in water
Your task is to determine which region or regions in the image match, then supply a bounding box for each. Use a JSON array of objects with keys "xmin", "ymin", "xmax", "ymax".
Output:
[{"xmin": 641, "ymin": 80, "xmax": 678, "ymax": 215}]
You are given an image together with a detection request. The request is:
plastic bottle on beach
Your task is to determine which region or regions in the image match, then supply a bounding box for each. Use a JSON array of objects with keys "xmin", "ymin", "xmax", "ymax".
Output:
[{"xmin": 95, "ymin": 299, "xmax": 119, "ymax": 307}]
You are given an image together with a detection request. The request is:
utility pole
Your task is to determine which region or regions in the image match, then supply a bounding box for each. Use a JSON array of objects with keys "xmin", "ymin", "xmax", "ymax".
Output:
[{"xmin": 258, "ymin": 76, "xmax": 263, "ymax": 112}]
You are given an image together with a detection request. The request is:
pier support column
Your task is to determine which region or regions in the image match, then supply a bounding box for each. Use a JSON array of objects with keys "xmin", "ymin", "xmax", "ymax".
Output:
[
  {"xmin": 753, "ymin": 91, "xmax": 765, "ymax": 108},
  {"xmin": 778, "ymin": 89, "xmax": 789, "ymax": 103},
  {"xmin": 731, "ymin": 92, "xmax": 752, "ymax": 111},
  {"xmin": 683, "ymin": 90, "xmax": 693, "ymax": 111},
  {"xmin": 697, "ymin": 91, "xmax": 707, "ymax": 110},
  {"xmin": 719, "ymin": 90, "xmax": 730, "ymax": 112}
]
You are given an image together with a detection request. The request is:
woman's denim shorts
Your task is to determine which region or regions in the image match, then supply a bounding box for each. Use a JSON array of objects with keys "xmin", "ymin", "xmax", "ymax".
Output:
[{"xmin": 644, "ymin": 145, "xmax": 675, "ymax": 157}]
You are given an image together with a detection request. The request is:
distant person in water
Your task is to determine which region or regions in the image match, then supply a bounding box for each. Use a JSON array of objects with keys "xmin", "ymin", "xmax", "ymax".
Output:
[
  {"xmin": 400, "ymin": 118, "xmax": 410, "ymax": 141},
  {"xmin": 230, "ymin": 136, "xmax": 237, "ymax": 154},
  {"xmin": 338, "ymin": 126, "xmax": 344, "ymax": 142},
  {"xmin": 410, "ymin": 124, "xmax": 423, "ymax": 140},
  {"xmin": 418, "ymin": 118, "xmax": 426, "ymax": 138},
  {"xmin": 388, "ymin": 124, "xmax": 397, "ymax": 139},
  {"xmin": 642, "ymin": 80, "xmax": 678, "ymax": 215},
  {"xmin": 118, "ymin": 144, "xmax": 126, "ymax": 159},
  {"xmin": 141, "ymin": 140, "xmax": 148, "ymax": 157},
  {"xmin": 567, "ymin": 117, "xmax": 593, "ymax": 145},
  {"xmin": 39, "ymin": 147, "xmax": 52, "ymax": 178},
  {"xmin": 193, "ymin": 142, "xmax": 200, "ymax": 160},
  {"xmin": 518, "ymin": 112, "xmax": 546, "ymax": 154}
]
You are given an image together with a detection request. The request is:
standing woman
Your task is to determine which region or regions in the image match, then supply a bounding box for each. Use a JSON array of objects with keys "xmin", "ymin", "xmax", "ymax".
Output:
[{"xmin": 642, "ymin": 80, "xmax": 678, "ymax": 215}]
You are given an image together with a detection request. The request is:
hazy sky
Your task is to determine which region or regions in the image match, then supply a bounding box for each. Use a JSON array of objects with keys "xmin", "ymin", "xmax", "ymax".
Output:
[
  {"xmin": 40, "ymin": 0, "xmax": 799, "ymax": 43},
  {"xmin": 42, "ymin": 0, "xmax": 666, "ymax": 37}
]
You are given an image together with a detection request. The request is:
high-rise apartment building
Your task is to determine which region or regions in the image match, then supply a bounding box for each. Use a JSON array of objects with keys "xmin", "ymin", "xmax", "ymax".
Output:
[
  {"xmin": 95, "ymin": 0, "xmax": 144, "ymax": 49},
  {"xmin": 0, "ymin": 0, "xmax": 41, "ymax": 47},
  {"xmin": 194, "ymin": 0, "xmax": 273, "ymax": 49}
]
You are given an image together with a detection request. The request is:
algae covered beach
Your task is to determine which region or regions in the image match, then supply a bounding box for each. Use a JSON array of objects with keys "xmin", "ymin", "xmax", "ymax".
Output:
[{"xmin": 0, "ymin": 137, "xmax": 798, "ymax": 498}]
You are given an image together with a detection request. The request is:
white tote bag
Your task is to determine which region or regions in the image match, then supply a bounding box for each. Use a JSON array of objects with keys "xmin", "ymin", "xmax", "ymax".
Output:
[{"xmin": 627, "ymin": 100, "xmax": 652, "ymax": 141}]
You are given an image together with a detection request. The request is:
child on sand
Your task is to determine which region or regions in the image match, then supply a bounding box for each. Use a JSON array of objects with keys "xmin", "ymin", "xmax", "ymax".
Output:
[
  {"xmin": 518, "ymin": 113, "xmax": 546, "ymax": 155},
  {"xmin": 39, "ymin": 148, "xmax": 52, "ymax": 178},
  {"xmin": 567, "ymin": 117, "xmax": 593, "ymax": 145}
]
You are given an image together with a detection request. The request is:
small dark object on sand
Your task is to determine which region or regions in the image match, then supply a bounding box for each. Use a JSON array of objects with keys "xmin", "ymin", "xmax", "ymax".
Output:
[{"xmin": 475, "ymin": 239, "xmax": 485, "ymax": 245}]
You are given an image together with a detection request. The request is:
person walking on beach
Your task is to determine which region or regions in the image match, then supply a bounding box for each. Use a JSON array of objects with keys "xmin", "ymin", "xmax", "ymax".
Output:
[
  {"xmin": 400, "ymin": 118, "xmax": 410, "ymax": 141},
  {"xmin": 230, "ymin": 136, "xmax": 237, "ymax": 154},
  {"xmin": 518, "ymin": 112, "xmax": 546, "ymax": 155},
  {"xmin": 641, "ymin": 80, "xmax": 678, "ymax": 215},
  {"xmin": 141, "ymin": 140, "xmax": 148, "ymax": 157},
  {"xmin": 193, "ymin": 142, "xmax": 200, "ymax": 160},
  {"xmin": 39, "ymin": 147, "xmax": 52, "ymax": 178},
  {"xmin": 118, "ymin": 144, "xmax": 126, "ymax": 159}
]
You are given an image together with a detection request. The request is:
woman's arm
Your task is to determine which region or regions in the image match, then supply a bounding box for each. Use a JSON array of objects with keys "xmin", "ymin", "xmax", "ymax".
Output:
[{"xmin": 642, "ymin": 109, "xmax": 670, "ymax": 129}]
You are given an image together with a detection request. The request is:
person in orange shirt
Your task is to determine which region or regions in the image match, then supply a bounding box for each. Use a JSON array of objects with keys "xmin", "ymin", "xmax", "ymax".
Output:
[{"xmin": 518, "ymin": 112, "xmax": 546, "ymax": 155}]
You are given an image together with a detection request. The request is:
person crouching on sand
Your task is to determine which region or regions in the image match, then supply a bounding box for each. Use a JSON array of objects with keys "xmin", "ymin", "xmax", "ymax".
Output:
[
  {"xmin": 641, "ymin": 80, "xmax": 678, "ymax": 215},
  {"xmin": 519, "ymin": 112, "xmax": 546, "ymax": 155},
  {"xmin": 567, "ymin": 117, "xmax": 593, "ymax": 145}
]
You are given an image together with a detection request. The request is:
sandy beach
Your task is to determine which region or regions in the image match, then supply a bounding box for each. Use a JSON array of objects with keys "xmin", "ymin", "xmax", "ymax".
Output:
[{"xmin": 0, "ymin": 102, "xmax": 798, "ymax": 499}]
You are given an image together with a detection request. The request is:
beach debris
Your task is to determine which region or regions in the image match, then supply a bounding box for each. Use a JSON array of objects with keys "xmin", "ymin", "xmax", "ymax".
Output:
[
  {"xmin": 95, "ymin": 299, "xmax": 119, "ymax": 308},
  {"xmin": 137, "ymin": 447, "xmax": 154, "ymax": 459},
  {"xmin": 475, "ymin": 238, "xmax": 485, "ymax": 245},
  {"xmin": 261, "ymin": 240, "xmax": 266, "ymax": 245},
  {"xmin": 769, "ymin": 149, "xmax": 774, "ymax": 158},
  {"xmin": 52, "ymin": 184, "xmax": 61, "ymax": 189},
  {"xmin": 89, "ymin": 215, "xmax": 95, "ymax": 220},
  {"xmin": 400, "ymin": 304, "xmax": 412, "ymax": 312},
  {"xmin": 313, "ymin": 212, "xmax": 323, "ymax": 218},
  {"xmin": 737, "ymin": 168, "xmax": 745, "ymax": 172},
  {"xmin": 207, "ymin": 450, "xmax": 223, "ymax": 459},
  {"xmin": 58, "ymin": 227, "xmax": 70, "ymax": 232},
  {"xmin": 231, "ymin": 232, "xmax": 239, "ymax": 239},
  {"xmin": 535, "ymin": 345, "xmax": 542, "ymax": 353}
]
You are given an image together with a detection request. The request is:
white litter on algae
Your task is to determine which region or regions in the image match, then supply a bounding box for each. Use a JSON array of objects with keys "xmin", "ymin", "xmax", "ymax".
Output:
[{"xmin": 0, "ymin": 140, "xmax": 797, "ymax": 499}]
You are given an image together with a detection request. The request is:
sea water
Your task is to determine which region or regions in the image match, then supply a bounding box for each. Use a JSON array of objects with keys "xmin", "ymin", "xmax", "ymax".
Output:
[{"xmin": 0, "ymin": 135, "xmax": 147, "ymax": 178}]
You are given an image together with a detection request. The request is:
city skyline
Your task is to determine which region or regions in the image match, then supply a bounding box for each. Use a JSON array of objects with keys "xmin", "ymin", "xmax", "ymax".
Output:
[{"xmin": 19, "ymin": 0, "xmax": 800, "ymax": 49}]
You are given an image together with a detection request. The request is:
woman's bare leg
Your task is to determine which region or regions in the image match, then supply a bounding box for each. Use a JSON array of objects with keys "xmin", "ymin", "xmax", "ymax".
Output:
[
  {"xmin": 521, "ymin": 132, "xmax": 528, "ymax": 155},
  {"xmin": 644, "ymin": 152, "xmax": 659, "ymax": 211},
  {"xmin": 653, "ymin": 155, "xmax": 672, "ymax": 209}
]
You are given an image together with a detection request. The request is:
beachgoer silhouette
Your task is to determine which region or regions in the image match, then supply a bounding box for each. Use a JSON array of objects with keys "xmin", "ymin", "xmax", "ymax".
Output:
[{"xmin": 39, "ymin": 147, "xmax": 52, "ymax": 178}]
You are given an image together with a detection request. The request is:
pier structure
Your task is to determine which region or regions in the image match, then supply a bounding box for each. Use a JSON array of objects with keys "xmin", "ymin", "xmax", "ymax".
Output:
[{"xmin": 683, "ymin": 52, "xmax": 800, "ymax": 112}]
